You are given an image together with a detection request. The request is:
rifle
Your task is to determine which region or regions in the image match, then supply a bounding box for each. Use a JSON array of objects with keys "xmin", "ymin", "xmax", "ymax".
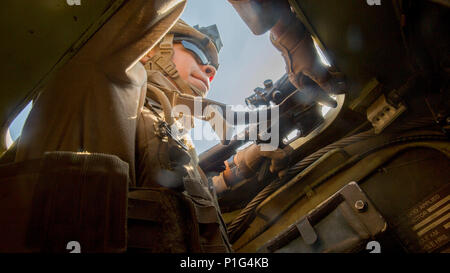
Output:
[{"xmin": 199, "ymin": 73, "xmax": 338, "ymax": 173}]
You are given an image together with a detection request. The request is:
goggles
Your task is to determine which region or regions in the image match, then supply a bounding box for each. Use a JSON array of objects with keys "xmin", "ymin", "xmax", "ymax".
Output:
[{"xmin": 179, "ymin": 40, "xmax": 218, "ymax": 70}]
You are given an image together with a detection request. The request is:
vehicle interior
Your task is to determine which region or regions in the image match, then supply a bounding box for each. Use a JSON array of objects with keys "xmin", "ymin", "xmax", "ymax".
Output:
[{"xmin": 0, "ymin": 0, "xmax": 448, "ymax": 253}]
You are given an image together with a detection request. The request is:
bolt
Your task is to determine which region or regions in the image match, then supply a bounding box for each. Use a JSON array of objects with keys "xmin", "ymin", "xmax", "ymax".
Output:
[
  {"xmin": 355, "ymin": 200, "xmax": 367, "ymax": 212},
  {"xmin": 263, "ymin": 79, "xmax": 273, "ymax": 89},
  {"xmin": 272, "ymin": 90, "xmax": 282, "ymax": 103}
]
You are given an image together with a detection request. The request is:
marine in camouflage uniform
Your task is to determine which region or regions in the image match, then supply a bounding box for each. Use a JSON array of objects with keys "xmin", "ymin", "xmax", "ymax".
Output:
[{"xmin": 129, "ymin": 20, "xmax": 232, "ymax": 253}]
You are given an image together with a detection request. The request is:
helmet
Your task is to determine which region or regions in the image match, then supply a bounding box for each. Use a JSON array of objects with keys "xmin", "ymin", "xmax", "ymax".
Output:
[
  {"xmin": 170, "ymin": 20, "xmax": 222, "ymax": 69},
  {"xmin": 146, "ymin": 19, "xmax": 223, "ymax": 97}
]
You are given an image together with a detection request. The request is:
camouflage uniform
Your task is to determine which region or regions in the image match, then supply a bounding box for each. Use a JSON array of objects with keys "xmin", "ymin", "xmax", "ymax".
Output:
[{"xmin": 128, "ymin": 21, "xmax": 232, "ymax": 253}]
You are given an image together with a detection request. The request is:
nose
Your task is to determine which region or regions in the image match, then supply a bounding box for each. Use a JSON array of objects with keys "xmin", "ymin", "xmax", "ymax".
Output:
[{"xmin": 202, "ymin": 64, "xmax": 217, "ymax": 82}]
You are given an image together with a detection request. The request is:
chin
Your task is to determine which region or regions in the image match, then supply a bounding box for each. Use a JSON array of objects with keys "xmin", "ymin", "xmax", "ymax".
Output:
[{"xmin": 190, "ymin": 83, "xmax": 208, "ymax": 95}]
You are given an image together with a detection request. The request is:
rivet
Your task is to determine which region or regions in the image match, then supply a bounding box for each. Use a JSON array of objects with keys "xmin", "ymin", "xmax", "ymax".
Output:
[{"xmin": 355, "ymin": 200, "xmax": 367, "ymax": 212}]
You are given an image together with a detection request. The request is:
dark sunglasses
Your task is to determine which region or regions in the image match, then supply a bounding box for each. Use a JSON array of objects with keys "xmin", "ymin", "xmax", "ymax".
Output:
[{"xmin": 180, "ymin": 40, "xmax": 217, "ymax": 69}]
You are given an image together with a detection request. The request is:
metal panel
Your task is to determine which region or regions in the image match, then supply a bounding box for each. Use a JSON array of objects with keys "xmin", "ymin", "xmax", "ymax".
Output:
[
  {"xmin": 0, "ymin": 0, "xmax": 125, "ymax": 150},
  {"xmin": 259, "ymin": 182, "xmax": 387, "ymax": 253}
]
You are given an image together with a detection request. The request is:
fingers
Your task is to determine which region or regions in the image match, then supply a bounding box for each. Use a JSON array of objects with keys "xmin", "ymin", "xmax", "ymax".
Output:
[
  {"xmin": 269, "ymin": 157, "xmax": 289, "ymax": 173},
  {"xmin": 258, "ymin": 148, "xmax": 287, "ymax": 160},
  {"xmin": 256, "ymin": 145, "xmax": 290, "ymax": 174},
  {"xmin": 306, "ymin": 71, "xmax": 347, "ymax": 95},
  {"xmin": 269, "ymin": 13, "xmax": 347, "ymax": 96}
]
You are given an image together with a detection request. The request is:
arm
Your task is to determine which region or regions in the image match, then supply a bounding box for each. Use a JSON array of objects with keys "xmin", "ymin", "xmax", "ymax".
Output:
[{"xmin": 229, "ymin": 0, "xmax": 346, "ymax": 95}]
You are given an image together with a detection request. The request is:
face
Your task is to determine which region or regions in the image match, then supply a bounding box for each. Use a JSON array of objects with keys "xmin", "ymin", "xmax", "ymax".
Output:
[
  {"xmin": 171, "ymin": 43, "xmax": 217, "ymax": 95},
  {"xmin": 140, "ymin": 43, "xmax": 217, "ymax": 96}
]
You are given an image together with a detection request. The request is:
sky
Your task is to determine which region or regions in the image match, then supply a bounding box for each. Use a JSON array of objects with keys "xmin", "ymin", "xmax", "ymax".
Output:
[
  {"xmin": 7, "ymin": 0, "xmax": 286, "ymax": 154},
  {"xmin": 180, "ymin": 0, "xmax": 286, "ymax": 153}
]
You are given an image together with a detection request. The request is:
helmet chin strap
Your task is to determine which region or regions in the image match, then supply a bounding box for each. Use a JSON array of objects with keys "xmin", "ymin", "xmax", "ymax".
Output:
[{"xmin": 145, "ymin": 34, "xmax": 206, "ymax": 98}]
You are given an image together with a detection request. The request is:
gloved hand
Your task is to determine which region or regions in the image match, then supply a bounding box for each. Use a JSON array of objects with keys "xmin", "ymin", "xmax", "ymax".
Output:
[
  {"xmin": 212, "ymin": 143, "xmax": 292, "ymax": 194},
  {"xmin": 235, "ymin": 143, "xmax": 291, "ymax": 174},
  {"xmin": 270, "ymin": 12, "xmax": 346, "ymax": 95},
  {"xmin": 229, "ymin": 0, "xmax": 346, "ymax": 95}
]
